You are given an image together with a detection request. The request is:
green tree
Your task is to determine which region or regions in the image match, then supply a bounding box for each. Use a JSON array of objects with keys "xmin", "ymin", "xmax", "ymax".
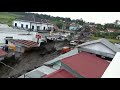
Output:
[{"xmin": 56, "ymin": 22, "xmax": 63, "ymax": 29}]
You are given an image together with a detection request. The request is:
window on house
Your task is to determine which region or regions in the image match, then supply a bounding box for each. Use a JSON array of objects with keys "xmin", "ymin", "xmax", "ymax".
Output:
[
  {"xmin": 26, "ymin": 25, "xmax": 28, "ymax": 29},
  {"xmin": 21, "ymin": 24, "xmax": 23, "ymax": 28},
  {"xmin": 37, "ymin": 26, "xmax": 40, "ymax": 30},
  {"xmin": 32, "ymin": 26, "xmax": 34, "ymax": 30},
  {"xmin": 49, "ymin": 27, "xmax": 51, "ymax": 30},
  {"xmin": 15, "ymin": 23, "xmax": 17, "ymax": 27}
]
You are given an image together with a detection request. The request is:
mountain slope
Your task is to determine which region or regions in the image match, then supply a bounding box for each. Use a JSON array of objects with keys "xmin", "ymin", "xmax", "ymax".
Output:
[{"xmin": 0, "ymin": 12, "xmax": 24, "ymax": 26}]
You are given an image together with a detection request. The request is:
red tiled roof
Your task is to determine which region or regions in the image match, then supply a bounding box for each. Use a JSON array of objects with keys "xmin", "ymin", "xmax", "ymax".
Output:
[
  {"xmin": 0, "ymin": 49, "xmax": 7, "ymax": 56},
  {"xmin": 61, "ymin": 52, "xmax": 110, "ymax": 78},
  {"xmin": 44, "ymin": 69, "xmax": 76, "ymax": 78},
  {"xmin": 8, "ymin": 39, "xmax": 38, "ymax": 48}
]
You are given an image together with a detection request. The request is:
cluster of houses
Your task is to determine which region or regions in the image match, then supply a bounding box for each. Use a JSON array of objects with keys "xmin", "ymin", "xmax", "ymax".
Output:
[
  {"xmin": 13, "ymin": 15, "xmax": 54, "ymax": 31},
  {"xmin": 18, "ymin": 38, "xmax": 120, "ymax": 78},
  {"xmin": 1, "ymin": 15, "xmax": 120, "ymax": 78},
  {"xmin": 12, "ymin": 14, "xmax": 97, "ymax": 32},
  {"xmin": 0, "ymin": 15, "xmax": 75, "ymax": 61}
]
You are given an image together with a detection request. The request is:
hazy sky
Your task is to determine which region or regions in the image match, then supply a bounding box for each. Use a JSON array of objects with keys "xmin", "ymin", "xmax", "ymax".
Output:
[{"xmin": 32, "ymin": 12, "xmax": 120, "ymax": 25}]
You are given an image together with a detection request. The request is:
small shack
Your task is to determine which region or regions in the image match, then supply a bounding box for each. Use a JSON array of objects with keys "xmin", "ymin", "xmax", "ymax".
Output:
[{"xmin": 7, "ymin": 39, "xmax": 39, "ymax": 53}]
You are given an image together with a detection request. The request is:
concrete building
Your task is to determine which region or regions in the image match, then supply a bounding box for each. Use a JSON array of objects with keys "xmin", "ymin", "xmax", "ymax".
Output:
[
  {"xmin": 77, "ymin": 38, "xmax": 120, "ymax": 58},
  {"xmin": 102, "ymin": 52, "xmax": 120, "ymax": 78},
  {"xmin": 69, "ymin": 23, "xmax": 82, "ymax": 30},
  {"xmin": 13, "ymin": 15, "xmax": 54, "ymax": 32},
  {"xmin": 44, "ymin": 52, "xmax": 110, "ymax": 78}
]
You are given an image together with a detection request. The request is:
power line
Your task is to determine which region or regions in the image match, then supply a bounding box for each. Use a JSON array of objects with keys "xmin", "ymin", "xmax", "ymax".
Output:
[
  {"xmin": 0, "ymin": 61, "xmax": 32, "ymax": 78},
  {"xmin": 0, "ymin": 61, "xmax": 19, "ymax": 72}
]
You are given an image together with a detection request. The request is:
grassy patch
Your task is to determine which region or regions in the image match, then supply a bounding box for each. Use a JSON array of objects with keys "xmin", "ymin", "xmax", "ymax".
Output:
[
  {"xmin": 90, "ymin": 36, "xmax": 120, "ymax": 43},
  {"xmin": 0, "ymin": 12, "xmax": 23, "ymax": 26}
]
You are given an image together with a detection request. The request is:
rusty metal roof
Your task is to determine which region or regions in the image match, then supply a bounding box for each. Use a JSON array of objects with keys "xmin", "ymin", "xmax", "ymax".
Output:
[
  {"xmin": 8, "ymin": 39, "xmax": 38, "ymax": 48},
  {"xmin": 61, "ymin": 52, "xmax": 110, "ymax": 78},
  {"xmin": 43, "ymin": 69, "xmax": 76, "ymax": 78},
  {"xmin": 0, "ymin": 49, "xmax": 7, "ymax": 56}
]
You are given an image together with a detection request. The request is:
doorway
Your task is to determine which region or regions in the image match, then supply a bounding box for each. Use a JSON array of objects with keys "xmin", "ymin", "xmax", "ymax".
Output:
[
  {"xmin": 32, "ymin": 26, "xmax": 34, "ymax": 30},
  {"xmin": 43, "ymin": 27, "xmax": 45, "ymax": 30},
  {"xmin": 37, "ymin": 26, "xmax": 40, "ymax": 31},
  {"xmin": 5, "ymin": 40, "xmax": 8, "ymax": 44},
  {"xmin": 15, "ymin": 23, "xmax": 17, "ymax": 27}
]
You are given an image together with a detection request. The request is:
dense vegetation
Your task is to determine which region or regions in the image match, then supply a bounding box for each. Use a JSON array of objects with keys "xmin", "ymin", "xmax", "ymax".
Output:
[
  {"xmin": 93, "ymin": 32, "xmax": 120, "ymax": 39},
  {"xmin": 0, "ymin": 12, "xmax": 24, "ymax": 26},
  {"xmin": 90, "ymin": 36, "xmax": 120, "ymax": 43},
  {"xmin": 96, "ymin": 23, "xmax": 120, "ymax": 30}
]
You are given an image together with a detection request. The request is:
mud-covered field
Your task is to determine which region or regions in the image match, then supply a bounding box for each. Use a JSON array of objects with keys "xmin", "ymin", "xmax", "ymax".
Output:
[{"xmin": 0, "ymin": 41, "xmax": 69, "ymax": 78}]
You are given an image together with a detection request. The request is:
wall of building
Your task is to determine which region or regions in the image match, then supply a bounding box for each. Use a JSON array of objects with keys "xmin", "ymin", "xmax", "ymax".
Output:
[
  {"xmin": 15, "ymin": 45, "xmax": 25, "ymax": 53},
  {"xmin": 13, "ymin": 21, "xmax": 54, "ymax": 31},
  {"xmin": 13, "ymin": 21, "xmax": 31, "ymax": 29},
  {"xmin": 41, "ymin": 23, "xmax": 48, "ymax": 30},
  {"xmin": 81, "ymin": 43, "xmax": 115, "ymax": 55},
  {"xmin": 69, "ymin": 26, "xmax": 78, "ymax": 30},
  {"xmin": 0, "ymin": 31, "xmax": 38, "ymax": 44}
]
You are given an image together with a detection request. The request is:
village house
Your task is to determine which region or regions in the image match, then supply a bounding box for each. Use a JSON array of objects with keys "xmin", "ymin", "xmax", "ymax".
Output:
[
  {"xmin": 69, "ymin": 23, "xmax": 82, "ymax": 30},
  {"xmin": 18, "ymin": 38, "xmax": 120, "ymax": 78},
  {"xmin": 44, "ymin": 52, "xmax": 110, "ymax": 78},
  {"xmin": 0, "ymin": 29, "xmax": 50, "ymax": 47},
  {"xmin": 107, "ymin": 28, "xmax": 116, "ymax": 33},
  {"xmin": 13, "ymin": 15, "xmax": 54, "ymax": 32},
  {"xmin": 87, "ymin": 22, "xmax": 96, "ymax": 28},
  {"xmin": 77, "ymin": 38, "xmax": 120, "ymax": 59},
  {"xmin": 44, "ymin": 38, "xmax": 119, "ymax": 71},
  {"xmin": 7, "ymin": 39, "xmax": 39, "ymax": 53},
  {"xmin": 116, "ymin": 35, "xmax": 120, "ymax": 40}
]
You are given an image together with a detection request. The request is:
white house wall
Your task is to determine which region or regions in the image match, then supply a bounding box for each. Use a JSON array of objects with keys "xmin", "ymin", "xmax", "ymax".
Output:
[
  {"xmin": 13, "ymin": 21, "xmax": 31, "ymax": 29},
  {"xmin": 101, "ymin": 52, "xmax": 120, "ymax": 78},
  {"xmin": 31, "ymin": 23, "xmax": 38, "ymax": 31},
  {"xmin": 41, "ymin": 24, "xmax": 48, "ymax": 30},
  {"xmin": 81, "ymin": 43, "xmax": 115, "ymax": 55},
  {"xmin": 13, "ymin": 21, "xmax": 54, "ymax": 31}
]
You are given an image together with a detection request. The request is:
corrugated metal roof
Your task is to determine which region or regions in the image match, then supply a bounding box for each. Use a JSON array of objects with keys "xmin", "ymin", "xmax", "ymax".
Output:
[
  {"xmin": 8, "ymin": 39, "xmax": 38, "ymax": 48},
  {"xmin": 44, "ymin": 48, "xmax": 78, "ymax": 65},
  {"xmin": 61, "ymin": 52, "xmax": 110, "ymax": 78},
  {"xmin": 102, "ymin": 52, "xmax": 120, "ymax": 78},
  {"xmin": 18, "ymin": 65, "xmax": 56, "ymax": 78},
  {"xmin": 43, "ymin": 69, "xmax": 76, "ymax": 78},
  {"xmin": 0, "ymin": 49, "xmax": 7, "ymax": 56},
  {"xmin": 77, "ymin": 38, "xmax": 120, "ymax": 53},
  {"xmin": 25, "ymin": 70, "xmax": 46, "ymax": 78}
]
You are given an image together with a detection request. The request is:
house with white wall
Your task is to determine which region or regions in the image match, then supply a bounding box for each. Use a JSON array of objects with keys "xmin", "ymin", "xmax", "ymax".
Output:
[
  {"xmin": 77, "ymin": 38, "xmax": 120, "ymax": 58},
  {"xmin": 13, "ymin": 15, "xmax": 54, "ymax": 32}
]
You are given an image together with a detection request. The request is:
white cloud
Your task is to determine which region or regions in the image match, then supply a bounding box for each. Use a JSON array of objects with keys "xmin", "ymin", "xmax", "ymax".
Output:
[{"xmin": 31, "ymin": 12, "xmax": 120, "ymax": 24}]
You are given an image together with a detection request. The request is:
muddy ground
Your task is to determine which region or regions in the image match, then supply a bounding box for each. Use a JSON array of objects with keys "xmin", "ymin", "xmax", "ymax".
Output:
[{"xmin": 0, "ymin": 41, "xmax": 70, "ymax": 78}]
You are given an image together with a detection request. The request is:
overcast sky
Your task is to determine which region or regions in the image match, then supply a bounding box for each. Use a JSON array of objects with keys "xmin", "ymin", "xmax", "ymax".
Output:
[{"xmin": 32, "ymin": 12, "xmax": 120, "ymax": 25}]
